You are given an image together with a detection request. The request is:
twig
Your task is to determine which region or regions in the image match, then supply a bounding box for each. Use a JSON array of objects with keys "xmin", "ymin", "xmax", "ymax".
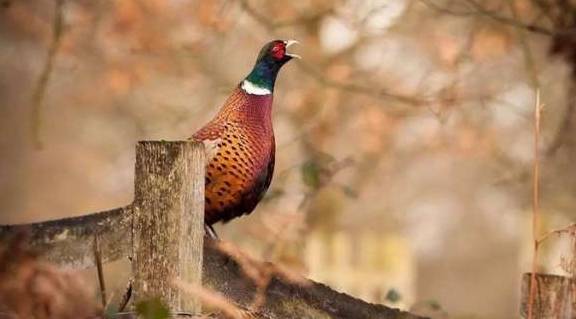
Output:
[
  {"xmin": 237, "ymin": 0, "xmax": 332, "ymax": 30},
  {"xmin": 527, "ymin": 90, "xmax": 543, "ymax": 319},
  {"xmin": 112, "ymin": 311, "xmax": 197, "ymax": 318},
  {"xmin": 545, "ymin": 82, "xmax": 576, "ymax": 157},
  {"xmin": 537, "ymin": 223, "xmax": 576, "ymax": 245},
  {"xmin": 94, "ymin": 234, "xmax": 107, "ymax": 308},
  {"xmin": 466, "ymin": 0, "xmax": 553, "ymax": 34},
  {"xmin": 250, "ymin": 265, "xmax": 273, "ymax": 311},
  {"xmin": 506, "ymin": 0, "xmax": 540, "ymax": 90},
  {"xmin": 175, "ymin": 280, "xmax": 245, "ymax": 319},
  {"xmin": 30, "ymin": 0, "xmax": 65, "ymax": 149},
  {"xmin": 296, "ymin": 60, "xmax": 429, "ymax": 106},
  {"xmin": 213, "ymin": 240, "xmax": 308, "ymax": 313},
  {"xmin": 419, "ymin": 0, "xmax": 554, "ymax": 36},
  {"xmin": 117, "ymin": 278, "xmax": 133, "ymax": 313},
  {"xmin": 493, "ymin": 85, "xmax": 576, "ymax": 186},
  {"xmin": 530, "ymin": 0, "xmax": 557, "ymax": 24}
]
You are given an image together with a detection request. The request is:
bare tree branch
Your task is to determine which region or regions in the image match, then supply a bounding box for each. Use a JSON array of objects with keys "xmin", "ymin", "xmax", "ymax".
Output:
[
  {"xmin": 419, "ymin": 0, "xmax": 555, "ymax": 36},
  {"xmin": 30, "ymin": 0, "xmax": 65, "ymax": 149},
  {"xmin": 530, "ymin": 0, "xmax": 557, "ymax": 25},
  {"xmin": 238, "ymin": 0, "xmax": 333, "ymax": 30},
  {"xmin": 296, "ymin": 60, "xmax": 429, "ymax": 106},
  {"xmin": 506, "ymin": 0, "xmax": 540, "ymax": 90},
  {"xmin": 545, "ymin": 81, "xmax": 576, "ymax": 156},
  {"xmin": 94, "ymin": 235, "xmax": 107, "ymax": 308}
]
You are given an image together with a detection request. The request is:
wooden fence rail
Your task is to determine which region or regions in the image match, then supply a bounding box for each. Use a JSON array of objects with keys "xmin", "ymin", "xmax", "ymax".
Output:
[{"xmin": 0, "ymin": 140, "xmax": 424, "ymax": 319}]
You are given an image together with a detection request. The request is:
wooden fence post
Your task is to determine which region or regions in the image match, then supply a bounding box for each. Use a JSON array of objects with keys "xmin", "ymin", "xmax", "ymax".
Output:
[
  {"xmin": 520, "ymin": 272, "xmax": 576, "ymax": 318},
  {"xmin": 132, "ymin": 141, "xmax": 205, "ymax": 314}
]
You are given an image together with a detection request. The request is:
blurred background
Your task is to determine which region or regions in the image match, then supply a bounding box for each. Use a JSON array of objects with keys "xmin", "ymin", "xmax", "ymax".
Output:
[{"xmin": 1, "ymin": 0, "xmax": 576, "ymax": 318}]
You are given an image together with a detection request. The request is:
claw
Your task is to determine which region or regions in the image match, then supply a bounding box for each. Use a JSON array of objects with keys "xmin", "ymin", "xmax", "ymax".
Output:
[{"xmin": 204, "ymin": 223, "xmax": 219, "ymax": 240}]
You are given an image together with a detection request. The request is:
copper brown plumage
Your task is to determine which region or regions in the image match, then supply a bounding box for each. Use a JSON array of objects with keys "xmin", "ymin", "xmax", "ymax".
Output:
[
  {"xmin": 189, "ymin": 40, "xmax": 298, "ymax": 233},
  {"xmin": 192, "ymin": 90, "xmax": 275, "ymax": 225}
]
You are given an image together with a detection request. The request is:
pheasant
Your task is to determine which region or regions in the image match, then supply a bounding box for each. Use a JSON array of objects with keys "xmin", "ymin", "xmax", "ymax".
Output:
[{"xmin": 190, "ymin": 40, "xmax": 299, "ymax": 238}]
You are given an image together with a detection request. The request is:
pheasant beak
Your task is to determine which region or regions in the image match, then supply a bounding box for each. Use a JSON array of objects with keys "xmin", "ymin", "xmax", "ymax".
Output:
[{"xmin": 284, "ymin": 40, "xmax": 301, "ymax": 59}]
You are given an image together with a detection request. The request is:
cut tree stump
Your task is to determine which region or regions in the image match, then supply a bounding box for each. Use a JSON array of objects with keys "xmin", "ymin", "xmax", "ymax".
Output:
[{"xmin": 520, "ymin": 272, "xmax": 576, "ymax": 318}]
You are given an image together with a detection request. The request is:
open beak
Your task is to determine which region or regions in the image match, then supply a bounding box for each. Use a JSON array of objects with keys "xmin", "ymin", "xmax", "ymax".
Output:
[{"xmin": 284, "ymin": 40, "xmax": 301, "ymax": 59}]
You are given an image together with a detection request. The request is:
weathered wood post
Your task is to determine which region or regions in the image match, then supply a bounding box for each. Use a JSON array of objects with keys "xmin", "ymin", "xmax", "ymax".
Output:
[
  {"xmin": 520, "ymin": 273, "xmax": 576, "ymax": 318},
  {"xmin": 132, "ymin": 141, "xmax": 205, "ymax": 314}
]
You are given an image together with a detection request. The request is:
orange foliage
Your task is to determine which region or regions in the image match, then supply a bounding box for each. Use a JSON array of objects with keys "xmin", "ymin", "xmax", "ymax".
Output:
[
  {"xmin": 472, "ymin": 29, "xmax": 512, "ymax": 61},
  {"xmin": 3, "ymin": 2, "xmax": 51, "ymax": 43},
  {"xmin": 112, "ymin": 0, "xmax": 143, "ymax": 35},
  {"xmin": 105, "ymin": 68, "xmax": 133, "ymax": 95},
  {"xmin": 435, "ymin": 35, "xmax": 461, "ymax": 68},
  {"xmin": 195, "ymin": 1, "xmax": 232, "ymax": 32}
]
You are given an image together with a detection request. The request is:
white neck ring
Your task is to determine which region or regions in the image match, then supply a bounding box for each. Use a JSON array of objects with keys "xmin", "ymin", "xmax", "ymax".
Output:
[{"xmin": 241, "ymin": 80, "xmax": 272, "ymax": 95}]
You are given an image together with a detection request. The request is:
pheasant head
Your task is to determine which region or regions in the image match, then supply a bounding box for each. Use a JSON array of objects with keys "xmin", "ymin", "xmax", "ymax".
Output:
[{"xmin": 242, "ymin": 40, "xmax": 300, "ymax": 95}]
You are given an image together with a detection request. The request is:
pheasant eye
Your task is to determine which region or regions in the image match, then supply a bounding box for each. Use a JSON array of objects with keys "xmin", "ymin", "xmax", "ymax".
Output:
[{"xmin": 270, "ymin": 43, "xmax": 285, "ymax": 60}]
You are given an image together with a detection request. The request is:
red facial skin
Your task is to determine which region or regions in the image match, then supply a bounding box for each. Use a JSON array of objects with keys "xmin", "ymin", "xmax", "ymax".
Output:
[{"xmin": 270, "ymin": 42, "xmax": 286, "ymax": 60}]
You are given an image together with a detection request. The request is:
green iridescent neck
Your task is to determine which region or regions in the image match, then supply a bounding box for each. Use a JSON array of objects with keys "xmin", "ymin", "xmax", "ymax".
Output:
[{"xmin": 245, "ymin": 60, "xmax": 280, "ymax": 92}]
